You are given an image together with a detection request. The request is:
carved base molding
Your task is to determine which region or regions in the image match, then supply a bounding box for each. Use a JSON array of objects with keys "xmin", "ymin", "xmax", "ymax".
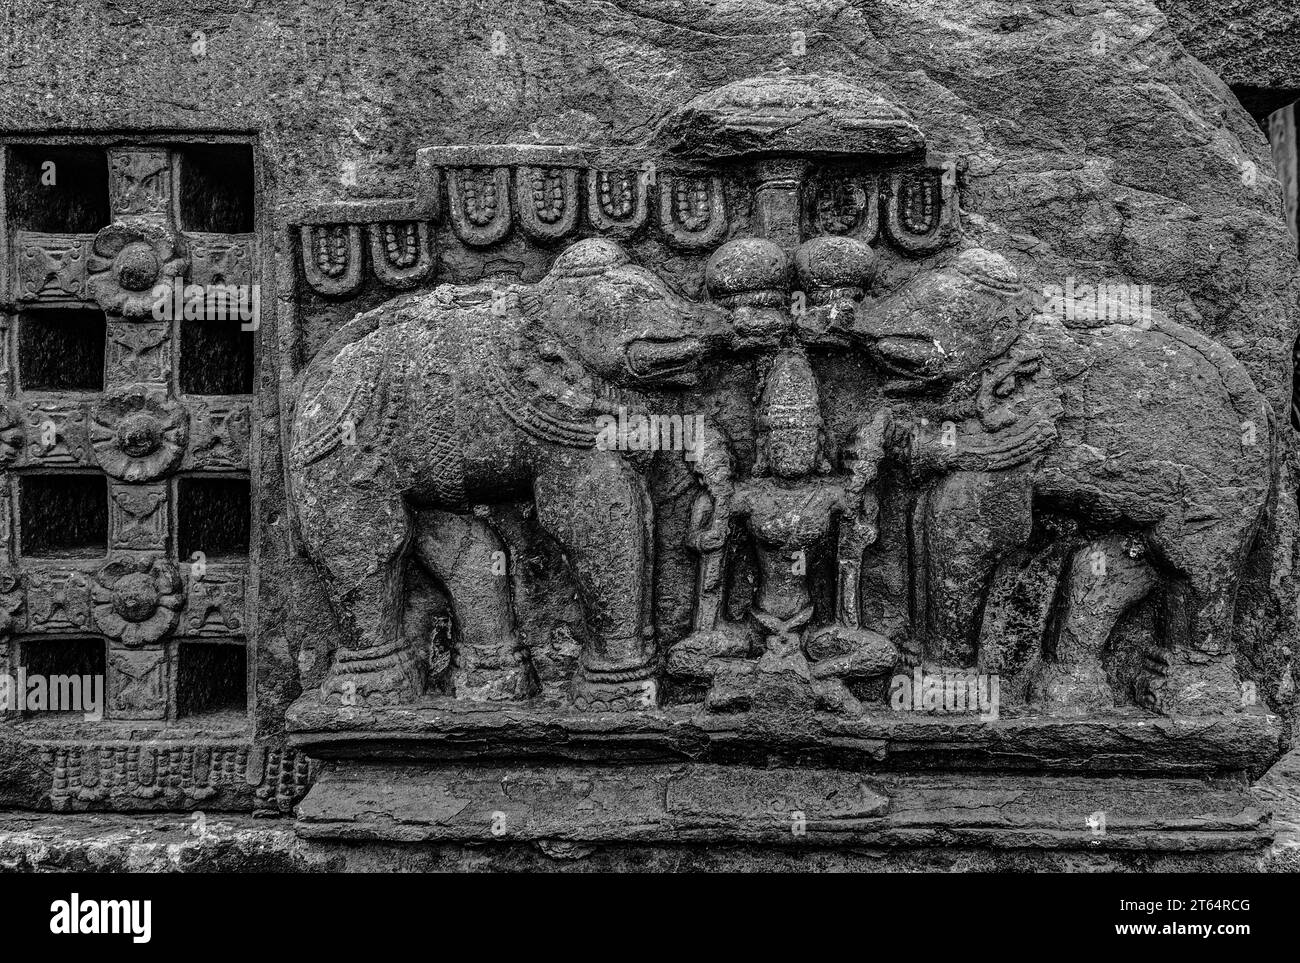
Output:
[
  {"xmin": 0, "ymin": 740, "xmax": 316, "ymax": 814},
  {"xmin": 286, "ymin": 697, "xmax": 1281, "ymax": 776},
  {"xmin": 294, "ymin": 761, "xmax": 1271, "ymax": 856}
]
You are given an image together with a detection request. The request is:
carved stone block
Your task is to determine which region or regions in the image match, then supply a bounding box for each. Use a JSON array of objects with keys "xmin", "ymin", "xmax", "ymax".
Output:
[
  {"xmin": 107, "ymin": 644, "xmax": 171, "ymax": 720},
  {"xmin": 183, "ymin": 398, "xmax": 250, "ymax": 471},
  {"xmin": 108, "ymin": 480, "xmax": 168, "ymax": 551},
  {"xmin": 106, "ymin": 149, "xmax": 171, "ymax": 220},
  {"xmin": 22, "ymin": 400, "xmax": 89, "ymax": 467},
  {"xmin": 187, "ymin": 233, "xmax": 256, "ymax": 289},
  {"xmin": 25, "ymin": 568, "xmax": 91, "ymax": 632},
  {"xmin": 182, "ymin": 565, "xmax": 246, "ymax": 637},
  {"xmin": 296, "ymin": 762, "xmax": 1272, "ymax": 854},
  {"xmin": 14, "ymin": 232, "xmax": 89, "ymax": 303},
  {"xmin": 106, "ymin": 321, "xmax": 170, "ymax": 387}
]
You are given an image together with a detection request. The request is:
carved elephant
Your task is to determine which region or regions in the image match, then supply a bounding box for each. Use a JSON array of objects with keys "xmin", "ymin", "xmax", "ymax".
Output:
[
  {"xmin": 849, "ymin": 247, "xmax": 1275, "ymax": 716},
  {"xmin": 289, "ymin": 238, "xmax": 732, "ymax": 707}
]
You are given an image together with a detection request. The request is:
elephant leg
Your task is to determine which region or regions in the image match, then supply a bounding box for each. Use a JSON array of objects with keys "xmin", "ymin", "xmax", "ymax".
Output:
[
  {"xmin": 535, "ymin": 450, "xmax": 657, "ymax": 710},
  {"xmin": 412, "ymin": 509, "xmax": 540, "ymax": 701},
  {"xmin": 1138, "ymin": 520, "xmax": 1247, "ymax": 716},
  {"xmin": 917, "ymin": 468, "xmax": 1033, "ymax": 666},
  {"xmin": 297, "ymin": 465, "xmax": 422, "ymax": 705},
  {"xmin": 1138, "ymin": 582, "xmax": 1245, "ymax": 717},
  {"xmin": 1036, "ymin": 537, "xmax": 1156, "ymax": 716}
]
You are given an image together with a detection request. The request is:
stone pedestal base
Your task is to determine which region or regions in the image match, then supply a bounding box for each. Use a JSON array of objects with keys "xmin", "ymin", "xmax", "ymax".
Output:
[
  {"xmin": 0, "ymin": 809, "xmax": 1280, "ymax": 872},
  {"xmin": 294, "ymin": 761, "xmax": 1270, "ymax": 858},
  {"xmin": 283, "ymin": 697, "xmax": 1287, "ymax": 868}
]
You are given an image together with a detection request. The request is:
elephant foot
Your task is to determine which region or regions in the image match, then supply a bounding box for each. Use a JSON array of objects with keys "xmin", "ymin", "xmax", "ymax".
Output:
[
  {"xmin": 1138, "ymin": 652, "xmax": 1242, "ymax": 717},
  {"xmin": 324, "ymin": 644, "xmax": 424, "ymax": 705},
  {"xmin": 1033, "ymin": 660, "xmax": 1115, "ymax": 717}
]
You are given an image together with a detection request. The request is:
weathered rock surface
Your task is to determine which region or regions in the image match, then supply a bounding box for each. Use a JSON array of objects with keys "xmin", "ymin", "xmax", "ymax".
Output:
[{"xmin": 1158, "ymin": 0, "xmax": 1300, "ymax": 92}]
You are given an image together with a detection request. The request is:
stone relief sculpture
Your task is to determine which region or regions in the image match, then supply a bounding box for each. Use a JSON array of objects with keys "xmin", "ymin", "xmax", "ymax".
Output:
[
  {"xmin": 283, "ymin": 71, "xmax": 1281, "ymax": 737},
  {"xmin": 850, "ymin": 247, "xmax": 1275, "ymax": 718},
  {"xmin": 2, "ymin": 14, "xmax": 1293, "ymax": 871},
  {"xmin": 289, "ymin": 237, "xmax": 733, "ymax": 707},
  {"xmin": 668, "ymin": 342, "xmax": 897, "ymax": 718}
]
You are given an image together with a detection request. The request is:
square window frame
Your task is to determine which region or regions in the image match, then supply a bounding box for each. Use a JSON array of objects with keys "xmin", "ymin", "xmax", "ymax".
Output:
[
  {"xmin": 18, "ymin": 472, "xmax": 109, "ymax": 559},
  {"xmin": 17, "ymin": 307, "xmax": 107, "ymax": 394},
  {"xmin": 0, "ymin": 132, "xmax": 264, "ymax": 736},
  {"xmin": 174, "ymin": 638, "xmax": 249, "ymax": 721}
]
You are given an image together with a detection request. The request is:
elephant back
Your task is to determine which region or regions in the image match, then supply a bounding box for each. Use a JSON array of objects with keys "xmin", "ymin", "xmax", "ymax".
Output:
[{"xmin": 1039, "ymin": 312, "xmax": 1274, "ymax": 525}]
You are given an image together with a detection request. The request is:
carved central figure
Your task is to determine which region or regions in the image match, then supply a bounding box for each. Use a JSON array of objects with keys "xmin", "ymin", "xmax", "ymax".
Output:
[{"xmin": 670, "ymin": 343, "xmax": 897, "ymax": 717}]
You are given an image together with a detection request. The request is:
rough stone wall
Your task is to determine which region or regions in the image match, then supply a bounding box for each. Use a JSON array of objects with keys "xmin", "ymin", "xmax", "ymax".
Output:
[{"xmin": 1158, "ymin": 0, "xmax": 1300, "ymax": 91}]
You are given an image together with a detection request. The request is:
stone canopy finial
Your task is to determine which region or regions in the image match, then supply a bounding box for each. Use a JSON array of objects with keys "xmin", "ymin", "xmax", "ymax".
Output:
[
  {"xmin": 704, "ymin": 237, "xmax": 793, "ymax": 345},
  {"xmin": 663, "ymin": 72, "xmax": 926, "ymax": 161}
]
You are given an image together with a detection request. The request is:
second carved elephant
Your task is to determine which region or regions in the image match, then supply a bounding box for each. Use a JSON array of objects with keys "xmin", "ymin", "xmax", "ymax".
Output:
[{"xmin": 849, "ymin": 247, "xmax": 1275, "ymax": 716}]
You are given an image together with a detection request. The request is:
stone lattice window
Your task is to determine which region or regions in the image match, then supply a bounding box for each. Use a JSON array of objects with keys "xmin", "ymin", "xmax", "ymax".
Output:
[{"xmin": 0, "ymin": 140, "xmax": 255, "ymax": 724}]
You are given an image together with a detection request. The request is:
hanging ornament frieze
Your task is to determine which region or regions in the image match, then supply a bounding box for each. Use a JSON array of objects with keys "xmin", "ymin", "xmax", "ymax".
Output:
[
  {"xmin": 292, "ymin": 105, "xmax": 962, "ymax": 300},
  {"xmin": 291, "ymin": 196, "xmax": 437, "ymax": 297}
]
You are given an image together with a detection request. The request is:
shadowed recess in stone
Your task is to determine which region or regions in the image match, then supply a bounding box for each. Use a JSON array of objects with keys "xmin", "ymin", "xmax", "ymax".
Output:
[
  {"xmin": 177, "ymin": 476, "xmax": 250, "ymax": 559},
  {"xmin": 21, "ymin": 637, "xmax": 105, "ymax": 697},
  {"xmin": 180, "ymin": 315, "xmax": 254, "ymax": 395},
  {"xmin": 19, "ymin": 309, "xmax": 105, "ymax": 392},
  {"xmin": 5, "ymin": 145, "xmax": 110, "ymax": 234},
  {"xmin": 20, "ymin": 474, "xmax": 107, "ymax": 557},
  {"xmin": 177, "ymin": 641, "xmax": 246, "ymax": 718},
  {"xmin": 176, "ymin": 143, "xmax": 255, "ymax": 234}
]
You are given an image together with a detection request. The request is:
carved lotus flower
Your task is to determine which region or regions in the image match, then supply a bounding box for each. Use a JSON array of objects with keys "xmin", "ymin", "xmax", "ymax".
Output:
[
  {"xmin": 0, "ymin": 404, "xmax": 24, "ymax": 465},
  {"xmin": 91, "ymin": 386, "xmax": 189, "ymax": 481},
  {"xmin": 87, "ymin": 222, "xmax": 187, "ymax": 318},
  {"xmin": 92, "ymin": 556, "xmax": 183, "ymax": 646}
]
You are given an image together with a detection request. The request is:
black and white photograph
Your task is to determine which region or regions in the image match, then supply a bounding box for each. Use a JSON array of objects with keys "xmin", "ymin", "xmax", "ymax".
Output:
[{"xmin": 0, "ymin": 0, "xmax": 1293, "ymax": 936}]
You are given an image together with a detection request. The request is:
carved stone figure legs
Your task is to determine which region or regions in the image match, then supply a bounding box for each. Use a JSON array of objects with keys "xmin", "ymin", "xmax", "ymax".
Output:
[
  {"xmin": 296, "ymin": 461, "xmax": 424, "ymax": 705},
  {"xmin": 806, "ymin": 624, "xmax": 896, "ymax": 716},
  {"xmin": 1035, "ymin": 538, "xmax": 1157, "ymax": 716},
  {"xmin": 534, "ymin": 450, "xmax": 658, "ymax": 709},
  {"xmin": 412, "ymin": 510, "xmax": 540, "ymax": 701},
  {"xmin": 920, "ymin": 473, "xmax": 1247, "ymax": 716}
]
